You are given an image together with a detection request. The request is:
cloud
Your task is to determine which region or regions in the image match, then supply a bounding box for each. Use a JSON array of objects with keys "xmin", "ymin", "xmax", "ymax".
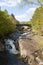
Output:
[
  {"xmin": 0, "ymin": 0, "xmax": 21, "ymax": 7},
  {"xmin": 0, "ymin": 2, "xmax": 5, "ymax": 6},
  {"xmin": 26, "ymin": 8, "xmax": 36, "ymax": 13},
  {"xmin": 15, "ymin": 13, "xmax": 28, "ymax": 21},
  {"xmin": 15, "ymin": 8, "xmax": 36, "ymax": 22}
]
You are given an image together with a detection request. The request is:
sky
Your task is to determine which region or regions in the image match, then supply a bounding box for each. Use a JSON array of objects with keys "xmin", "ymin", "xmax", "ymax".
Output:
[{"xmin": 0, "ymin": 0, "xmax": 39, "ymax": 22}]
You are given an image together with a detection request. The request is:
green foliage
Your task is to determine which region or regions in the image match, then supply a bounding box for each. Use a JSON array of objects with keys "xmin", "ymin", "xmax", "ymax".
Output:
[
  {"xmin": 37, "ymin": 0, "xmax": 43, "ymax": 5},
  {"xmin": 32, "ymin": 6, "xmax": 43, "ymax": 35},
  {"xmin": 0, "ymin": 10, "xmax": 19, "ymax": 38},
  {"xmin": 24, "ymin": 21, "xmax": 32, "ymax": 25},
  {"xmin": 21, "ymin": 21, "xmax": 32, "ymax": 24},
  {"xmin": 18, "ymin": 0, "xmax": 43, "ymax": 10},
  {"xmin": 4, "ymin": 9, "xmax": 8, "ymax": 13}
]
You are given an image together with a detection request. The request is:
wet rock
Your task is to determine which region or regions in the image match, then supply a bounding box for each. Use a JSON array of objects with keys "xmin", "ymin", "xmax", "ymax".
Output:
[{"xmin": 0, "ymin": 41, "xmax": 4, "ymax": 51}]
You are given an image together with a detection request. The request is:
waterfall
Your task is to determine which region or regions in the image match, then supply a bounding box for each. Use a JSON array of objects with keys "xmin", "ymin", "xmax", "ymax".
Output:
[{"xmin": 4, "ymin": 39, "xmax": 19, "ymax": 54}]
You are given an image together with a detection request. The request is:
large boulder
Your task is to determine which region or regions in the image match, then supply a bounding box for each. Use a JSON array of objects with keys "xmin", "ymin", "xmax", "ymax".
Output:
[
  {"xmin": 18, "ymin": 37, "xmax": 39, "ymax": 65},
  {"xmin": 19, "ymin": 38, "xmax": 39, "ymax": 57}
]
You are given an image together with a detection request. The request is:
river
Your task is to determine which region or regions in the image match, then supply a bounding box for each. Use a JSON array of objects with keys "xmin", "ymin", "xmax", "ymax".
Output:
[
  {"xmin": 0, "ymin": 51, "xmax": 28, "ymax": 65},
  {"xmin": 0, "ymin": 32, "xmax": 29, "ymax": 65},
  {"xmin": 6, "ymin": 53, "xmax": 28, "ymax": 65}
]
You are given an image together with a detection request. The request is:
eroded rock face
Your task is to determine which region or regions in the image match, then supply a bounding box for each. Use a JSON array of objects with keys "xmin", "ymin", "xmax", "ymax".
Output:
[
  {"xmin": 19, "ymin": 38, "xmax": 39, "ymax": 57},
  {"xmin": 0, "ymin": 41, "xmax": 4, "ymax": 51},
  {"xmin": 18, "ymin": 38, "xmax": 40, "ymax": 65}
]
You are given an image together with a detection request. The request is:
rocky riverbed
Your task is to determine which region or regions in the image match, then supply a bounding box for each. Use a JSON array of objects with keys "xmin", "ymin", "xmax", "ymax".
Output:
[
  {"xmin": 0, "ymin": 32, "xmax": 28, "ymax": 65},
  {"xmin": 0, "ymin": 31, "xmax": 43, "ymax": 65}
]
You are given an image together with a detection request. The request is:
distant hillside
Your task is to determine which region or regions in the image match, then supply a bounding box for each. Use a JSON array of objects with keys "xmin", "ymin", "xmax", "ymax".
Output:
[{"xmin": 21, "ymin": 21, "xmax": 32, "ymax": 25}]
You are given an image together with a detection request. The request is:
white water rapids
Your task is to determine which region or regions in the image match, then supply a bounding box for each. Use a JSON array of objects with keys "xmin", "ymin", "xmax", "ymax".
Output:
[{"xmin": 4, "ymin": 39, "xmax": 19, "ymax": 54}]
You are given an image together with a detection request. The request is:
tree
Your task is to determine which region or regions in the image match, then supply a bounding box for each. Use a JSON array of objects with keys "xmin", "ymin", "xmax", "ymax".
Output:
[
  {"xmin": 0, "ymin": 10, "xmax": 19, "ymax": 38},
  {"xmin": 11, "ymin": 14, "xmax": 15, "ymax": 19},
  {"xmin": 11, "ymin": 14, "xmax": 19, "ymax": 24},
  {"xmin": 37, "ymin": 0, "xmax": 43, "ymax": 5},
  {"xmin": 31, "ymin": 6, "xmax": 43, "ymax": 35},
  {"xmin": 0, "ymin": 6, "xmax": 1, "ymax": 10},
  {"xmin": 18, "ymin": 0, "xmax": 43, "ymax": 9},
  {"xmin": 4, "ymin": 9, "xmax": 8, "ymax": 13}
]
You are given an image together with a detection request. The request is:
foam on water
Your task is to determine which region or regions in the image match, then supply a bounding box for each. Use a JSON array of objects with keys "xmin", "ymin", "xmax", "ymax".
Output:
[{"xmin": 4, "ymin": 39, "xmax": 19, "ymax": 54}]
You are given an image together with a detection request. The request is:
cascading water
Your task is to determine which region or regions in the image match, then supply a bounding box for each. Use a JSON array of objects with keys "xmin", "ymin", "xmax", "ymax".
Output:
[{"xmin": 4, "ymin": 39, "xmax": 19, "ymax": 54}]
